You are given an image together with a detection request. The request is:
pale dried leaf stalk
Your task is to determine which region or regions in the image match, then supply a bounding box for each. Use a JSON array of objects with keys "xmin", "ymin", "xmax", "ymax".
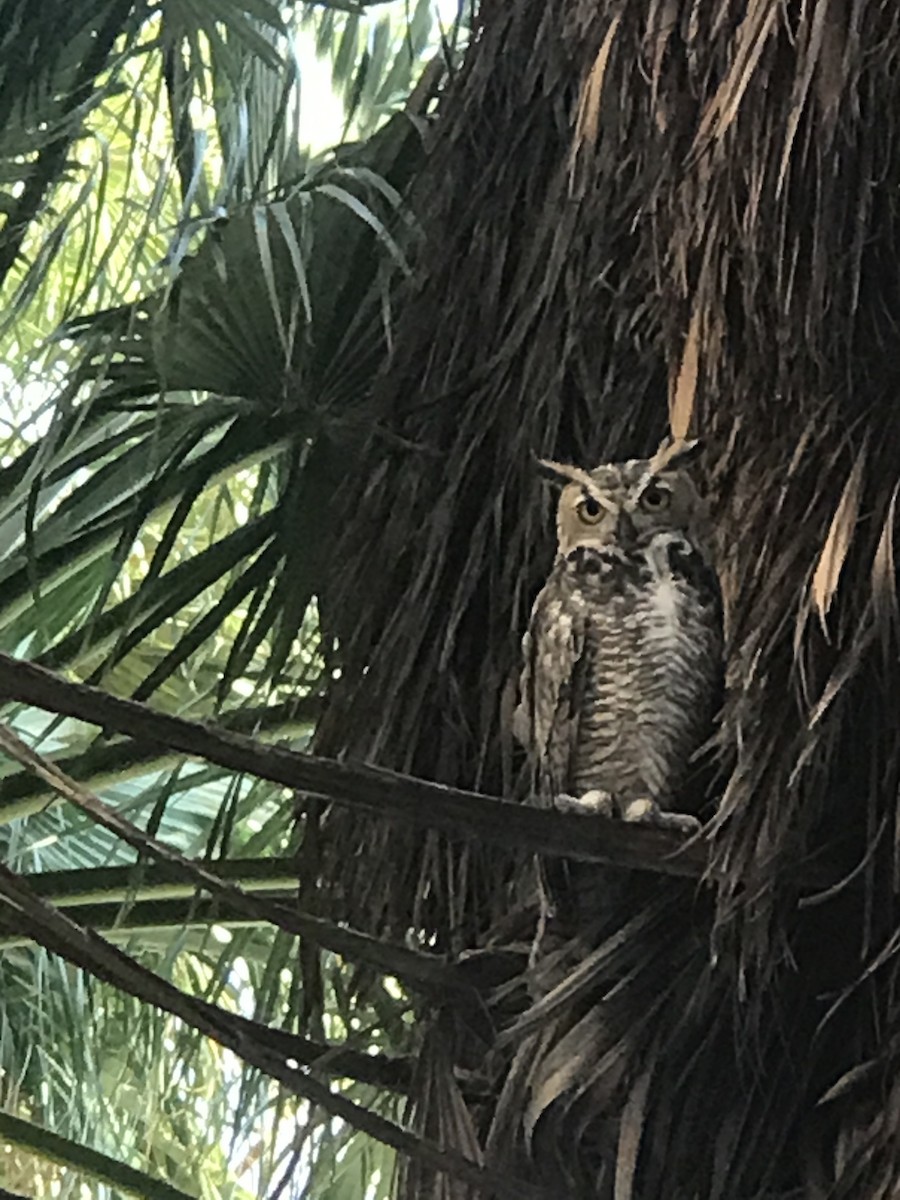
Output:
[
  {"xmin": 871, "ymin": 483, "xmax": 899, "ymax": 630},
  {"xmin": 569, "ymin": 15, "xmax": 622, "ymax": 187},
  {"xmin": 615, "ymin": 1063, "xmax": 653, "ymax": 1200},
  {"xmin": 811, "ymin": 451, "xmax": 866, "ymax": 628},
  {"xmin": 696, "ymin": 0, "xmax": 779, "ymax": 143},
  {"xmin": 669, "ymin": 304, "xmax": 702, "ymax": 441}
]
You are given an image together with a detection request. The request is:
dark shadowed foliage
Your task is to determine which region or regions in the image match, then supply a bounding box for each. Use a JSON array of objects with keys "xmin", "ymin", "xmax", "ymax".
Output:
[{"xmin": 311, "ymin": 0, "xmax": 900, "ymax": 1196}]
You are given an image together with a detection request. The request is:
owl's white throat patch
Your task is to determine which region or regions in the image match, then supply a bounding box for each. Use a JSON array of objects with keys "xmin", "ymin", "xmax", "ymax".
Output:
[{"xmin": 642, "ymin": 532, "xmax": 689, "ymax": 650}]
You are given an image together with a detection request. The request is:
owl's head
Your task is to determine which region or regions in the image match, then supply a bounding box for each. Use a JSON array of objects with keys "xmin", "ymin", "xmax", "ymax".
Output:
[{"xmin": 541, "ymin": 438, "xmax": 707, "ymax": 557}]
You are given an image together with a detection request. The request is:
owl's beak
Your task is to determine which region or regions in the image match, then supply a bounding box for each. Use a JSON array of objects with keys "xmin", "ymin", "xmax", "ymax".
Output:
[{"xmin": 614, "ymin": 508, "xmax": 637, "ymax": 545}]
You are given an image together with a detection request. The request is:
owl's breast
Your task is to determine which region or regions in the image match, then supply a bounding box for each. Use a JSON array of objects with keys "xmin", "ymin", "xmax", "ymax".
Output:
[{"xmin": 567, "ymin": 534, "xmax": 722, "ymax": 800}]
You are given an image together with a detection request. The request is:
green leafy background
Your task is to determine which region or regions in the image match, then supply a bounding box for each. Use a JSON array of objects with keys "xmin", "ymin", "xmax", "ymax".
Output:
[{"xmin": 0, "ymin": 0, "xmax": 467, "ymax": 1194}]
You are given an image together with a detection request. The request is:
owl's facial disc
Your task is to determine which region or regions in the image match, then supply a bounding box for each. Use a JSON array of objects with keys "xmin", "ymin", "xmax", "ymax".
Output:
[{"xmin": 555, "ymin": 482, "xmax": 621, "ymax": 556}]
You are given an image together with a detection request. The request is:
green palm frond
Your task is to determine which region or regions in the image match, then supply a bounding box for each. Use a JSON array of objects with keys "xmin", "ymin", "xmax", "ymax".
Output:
[
  {"xmin": 303, "ymin": 0, "xmax": 465, "ymax": 139},
  {"xmin": 2, "ymin": 112, "xmax": 423, "ymax": 701},
  {"xmin": 0, "ymin": 0, "xmax": 448, "ymax": 1193}
]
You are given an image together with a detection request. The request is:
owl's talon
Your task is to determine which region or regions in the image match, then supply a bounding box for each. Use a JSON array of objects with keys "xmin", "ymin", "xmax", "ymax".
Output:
[
  {"xmin": 621, "ymin": 797, "xmax": 701, "ymax": 835},
  {"xmin": 554, "ymin": 789, "xmax": 615, "ymax": 817}
]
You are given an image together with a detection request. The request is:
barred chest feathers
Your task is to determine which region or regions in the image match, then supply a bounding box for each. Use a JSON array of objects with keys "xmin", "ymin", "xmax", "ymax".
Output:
[{"xmin": 563, "ymin": 534, "xmax": 720, "ymax": 802}]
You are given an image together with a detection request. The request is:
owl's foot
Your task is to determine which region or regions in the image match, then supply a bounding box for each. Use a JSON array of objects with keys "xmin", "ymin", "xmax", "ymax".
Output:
[
  {"xmin": 620, "ymin": 797, "xmax": 701, "ymax": 835},
  {"xmin": 554, "ymin": 789, "xmax": 616, "ymax": 817}
]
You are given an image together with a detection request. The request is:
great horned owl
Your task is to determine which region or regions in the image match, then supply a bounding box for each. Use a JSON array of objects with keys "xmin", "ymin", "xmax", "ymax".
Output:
[{"xmin": 514, "ymin": 439, "xmax": 723, "ymax": 832}]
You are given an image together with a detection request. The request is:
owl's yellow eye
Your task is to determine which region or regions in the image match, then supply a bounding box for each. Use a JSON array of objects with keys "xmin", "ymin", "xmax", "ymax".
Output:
[
  {"xmin": 576, "ymin": 495, "xmax": 604, "ymax": 525},
  {"xmin": 640, "ymin": 483, "xmax": 671, "ymax": 511}
]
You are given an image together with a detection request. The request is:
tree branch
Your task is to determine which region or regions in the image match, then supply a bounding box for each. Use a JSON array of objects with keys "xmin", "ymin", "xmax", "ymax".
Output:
[
  {"xmin": 24, "ymin": 856, "xmax": 299, "ymax": 905},
  {"xmin": 0, "ymin": 1107, "xmax": 193, "ymax": 1200},
  {"xmin": 0, "ymin": 695, "xmax": 322, "ymax": 823},
  {"xmin": 197, "ymin": 1007, "xmax": 415, "ymax": 1093},
  {"xmin": 0, "ymin": 652, "xmax": 708, "ymax": 878},
  {"xmin": 0, "ymin": 721, "xmax": 470, "ymax": 1000}
]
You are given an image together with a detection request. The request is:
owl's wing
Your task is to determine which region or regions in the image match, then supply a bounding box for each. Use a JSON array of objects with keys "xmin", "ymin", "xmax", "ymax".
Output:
[{"xmin": 513, "ymin": 566, "xmax": 588, "ymax": 805}]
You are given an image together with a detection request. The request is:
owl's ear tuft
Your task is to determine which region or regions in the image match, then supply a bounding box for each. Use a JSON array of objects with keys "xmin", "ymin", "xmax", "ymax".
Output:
[
  {"xmin": 536, "ymin": 457, "xmax": 593, "ymax": 489},
  {"xmin": 651, "ymin": 437, "xmax": 702, "ymax": 474}
]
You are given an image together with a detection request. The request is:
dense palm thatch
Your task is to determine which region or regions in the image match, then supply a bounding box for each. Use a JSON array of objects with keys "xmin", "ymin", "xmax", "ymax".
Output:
[{"xmin": 311, "ymin": 0, "xmax": 900, "ymax": 1195}]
